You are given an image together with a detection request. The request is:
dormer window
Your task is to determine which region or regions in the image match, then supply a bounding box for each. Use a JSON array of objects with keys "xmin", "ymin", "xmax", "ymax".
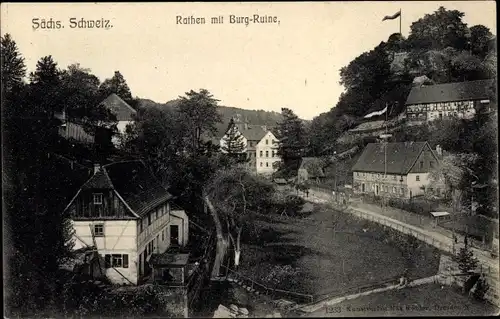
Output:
[{"xmin": 93, "ymin": 193, "xmax": 103, "ymax": 205}]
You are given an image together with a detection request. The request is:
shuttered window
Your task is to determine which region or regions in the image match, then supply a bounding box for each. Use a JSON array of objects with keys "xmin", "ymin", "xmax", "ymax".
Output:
[{"xmin": 104, "ymin": 254, "xmax": 129, "ymax": 268}]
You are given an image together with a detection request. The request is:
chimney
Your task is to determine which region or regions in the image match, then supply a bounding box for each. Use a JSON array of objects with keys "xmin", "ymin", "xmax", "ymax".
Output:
[{"xmin": 94, "ymin": 163, "xmax": 101, "ymax": 174}]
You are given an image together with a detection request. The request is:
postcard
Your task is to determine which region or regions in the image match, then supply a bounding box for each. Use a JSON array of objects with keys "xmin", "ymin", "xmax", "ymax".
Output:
[{"xmin": 2, "ymin": 1, "xmax": 498, "ymax": 318}]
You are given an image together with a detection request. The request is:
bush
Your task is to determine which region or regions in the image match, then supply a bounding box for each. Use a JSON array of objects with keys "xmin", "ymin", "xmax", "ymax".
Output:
[
  {"xmin": 269, "ymin": 193, "xmax": 305, "ymax": 216},
  {"xmin": 262, "ymin": 265, "xmax": 301, "ymax": 289},
  {"xmin": 472, "ymin": 276, "xmax": 490, "ymax": 301},
  {"xmin": 455, "ymin": 246, "xmax": 479, "ymax": 274}
]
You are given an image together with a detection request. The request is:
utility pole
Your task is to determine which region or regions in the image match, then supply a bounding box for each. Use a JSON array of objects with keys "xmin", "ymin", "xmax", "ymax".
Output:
[{"xmin": 380, "ymin": 102, "xmax": 392, "ymax": 212}]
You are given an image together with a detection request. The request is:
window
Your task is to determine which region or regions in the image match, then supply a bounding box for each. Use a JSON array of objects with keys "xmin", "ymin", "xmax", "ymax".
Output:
[
  {"xmin": 266, "ymin": 162, "xmax": 269, "ymax": 167},
  {"xmin": 429, "ymin": 161, "xmax": 434, "ymax": 169},
  {"xmin": 266, "ymin": 151, "xmax": 269, "ymax": 158},
  {"xmin": 105, "ymin": 254, "xmax": 129, "ymax": 268},
  {"xmin": 260, "ymin": 150, "xmax": 263, "ymax": 157},
  {"xmin": 156, "ymin": 207, "xmax": 160, "ymax": 219},
  {"xmin": 356, "ymin": 172, "xmax": 360, "ymax": 177},
  {"xmin": 93, "ymin": 193, "xmax": 103, "ymax": 205},
  {"xmin": 400, "ymin": 188, "xmax": 404, "ymax": 194},
  {"xmin": 162, "ymin": 230, "xmax": 164, "ymax": 241},
  {"xmin": 156, "ymin": 234, "xmax": 160, "ymax": 249},
  {"xmin": 266, "ymin": 139, "xmax": 269, "ymax": 145},
  {"xmin": 139, "ymin": 221, "xmax": 143, "ymax": 233},
  {"xmin": 416, "ymin": 175, "xmax": 420, "ymax": 181},
  {"xmin": 94, "ymin": 224, "xmax": 104, "ymax": 237},
  {"xmin": 419, "ymin": 161, "xmax": 424, "ymax": 169},
  {"xmin": 148, "ymin": 212, "xmax": 152, "ymax": 225},
  {"xmin": 260, "ymin": 162, "xmax": 263, "ymax": 167},
  {"xmin": 393, "ymin": 175, "xmax": 396, "ymax": 180}
]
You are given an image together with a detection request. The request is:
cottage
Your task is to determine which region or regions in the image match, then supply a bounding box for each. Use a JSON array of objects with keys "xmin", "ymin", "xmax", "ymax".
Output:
[
  {"xmin": 405, "ymin": 79, "xmax": 494, "ymax": 122},
  {"xmin": 351, "ymin": 142, "xmax": 440, "ymax": 199},
  {"xmin": 99, "ymin": 93, "xmax": 137, "ymax": 144},
  {"xmin": 57, "ymin": 93, "xmax": 136, "ymax": 146},
  {"xmin": 297, "ymin": 157, "xmax": 326, "ymax": 184},
  {"xmin": 63, "ymin": 160, "xmax": 189, "ymax": 285}
]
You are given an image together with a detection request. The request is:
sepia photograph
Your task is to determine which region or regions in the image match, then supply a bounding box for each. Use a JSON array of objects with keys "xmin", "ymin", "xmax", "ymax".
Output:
[{"xmin": 1, "ymin": 1, "xmax": 498, "ymax": 317}]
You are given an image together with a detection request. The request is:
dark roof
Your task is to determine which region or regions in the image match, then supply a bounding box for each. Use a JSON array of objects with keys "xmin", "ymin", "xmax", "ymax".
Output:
[
  {"xmin": 102, "ymin": 160, "xmax": 172, "ymax": 217},
  {"xmin": 351, "ymin": 142, "xmax": 432, "ymax": 174},
  {"xmin": 299, "ymin": 157, "xmax": 326, "ymax": 178},
  {"xmin": 81, "ymin": 169, "xmax": 114, "ymax": 189},
  {"xmin": 149, "ymin": 253, "xmax": 190, "ymax": 267},
  {"xmin": 405, "ymin": 79, "xmax": 494, "ymax": 105},
  {"xmin": 234, "ymin": 123, "xmax": 270, "ymax": 141},
  {"xmin": 100, "ymin": 94, "xmax": 136, "ymax": 121}
]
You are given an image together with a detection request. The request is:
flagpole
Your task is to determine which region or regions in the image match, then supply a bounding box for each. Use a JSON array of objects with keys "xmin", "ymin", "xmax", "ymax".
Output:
[{"xmin": 399, "ymin": 9, "xmax": 402, "ymax": 35}]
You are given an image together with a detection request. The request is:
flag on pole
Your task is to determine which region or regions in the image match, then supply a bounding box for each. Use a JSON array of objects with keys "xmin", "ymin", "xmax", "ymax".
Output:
[
  {"xmin": 382, "ymin": 10, "xmax": 401, "ymax": 21},
  {"xmin": 363, "ymin": 106, "xmax": 388, "ymax": 119}
]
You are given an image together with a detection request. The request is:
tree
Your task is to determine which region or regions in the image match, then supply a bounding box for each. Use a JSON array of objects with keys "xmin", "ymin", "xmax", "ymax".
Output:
[
  {"xmin": 60, "ymin": 64, "xmax": 117, "ymax": 135},
  {"xmin": 1, "ymin": 33, "xmax": 26, "ymax": 94},
  {"xmin": 456, "ymin": 245, "xmax": 478, "ymax": 274},
  {"xmin": 339, "ymin": 45, "xmax": 391, "ymax": 93},
  {"xmin": 177, "ymin": 89, "xmax": 223, "ymax": 154},
  {"xmin": 221, "ymin": 118, "xmax": 247, "ymax": 164},
  {"xmin": 4, "ymin": 55, "xmax": 78, "ymax": 315},
  {"xmin": 275, "ymin": 108, "xmax": 307, "ymax": 177},
  {"xmin": 469, "ymin": 25, "xmax": 493, "ymax": 59},
  {"xmin": 451, "ymin": 51, "xmax": 485, "ymax": 81},
  {"xmin": 205, "ymin": 167, "xmax": 275, "ymax": 269},
  {"xmin": 98, "ymin": 70, "xmax": 137, "ymax": 108},
  {"xmin": 407, "ymin": 7, "xmax": 469, "ymax": 51}
]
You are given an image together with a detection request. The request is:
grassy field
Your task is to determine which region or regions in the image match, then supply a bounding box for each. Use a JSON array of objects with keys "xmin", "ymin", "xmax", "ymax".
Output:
[
  {"xmin": 310, "ymin": 283, "xmax": 499, "ymax": 317},
  {"xmin": 237, "ymin": 203, "xmax": 441, "ymax": 298}
]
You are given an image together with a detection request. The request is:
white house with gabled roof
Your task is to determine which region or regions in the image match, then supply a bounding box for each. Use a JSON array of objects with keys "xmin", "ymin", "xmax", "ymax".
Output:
[{"xmin": 255, "ymin": 130, "xmax": 280, "ymax": 175}]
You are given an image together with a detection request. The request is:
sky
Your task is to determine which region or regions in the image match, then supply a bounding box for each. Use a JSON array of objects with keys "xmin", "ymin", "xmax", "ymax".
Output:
[{"xmin": 1, "ymin": 2, "xmax": 497, "ymax": 120}]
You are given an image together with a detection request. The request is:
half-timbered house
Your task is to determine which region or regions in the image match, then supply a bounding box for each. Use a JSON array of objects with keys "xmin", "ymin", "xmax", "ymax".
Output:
[{"xmin": 64, "ymin": 160, "xmax": 189, "ymax": 285}]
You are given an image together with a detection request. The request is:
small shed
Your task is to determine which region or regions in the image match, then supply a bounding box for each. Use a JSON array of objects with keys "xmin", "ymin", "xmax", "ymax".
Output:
[
  {"xmin": 149, "ymin": 252, "xmax": 190, "ymax": 286},
  {"xmin": 430, "ymin": 211, "xmax": 451, "ymax": 227}
]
